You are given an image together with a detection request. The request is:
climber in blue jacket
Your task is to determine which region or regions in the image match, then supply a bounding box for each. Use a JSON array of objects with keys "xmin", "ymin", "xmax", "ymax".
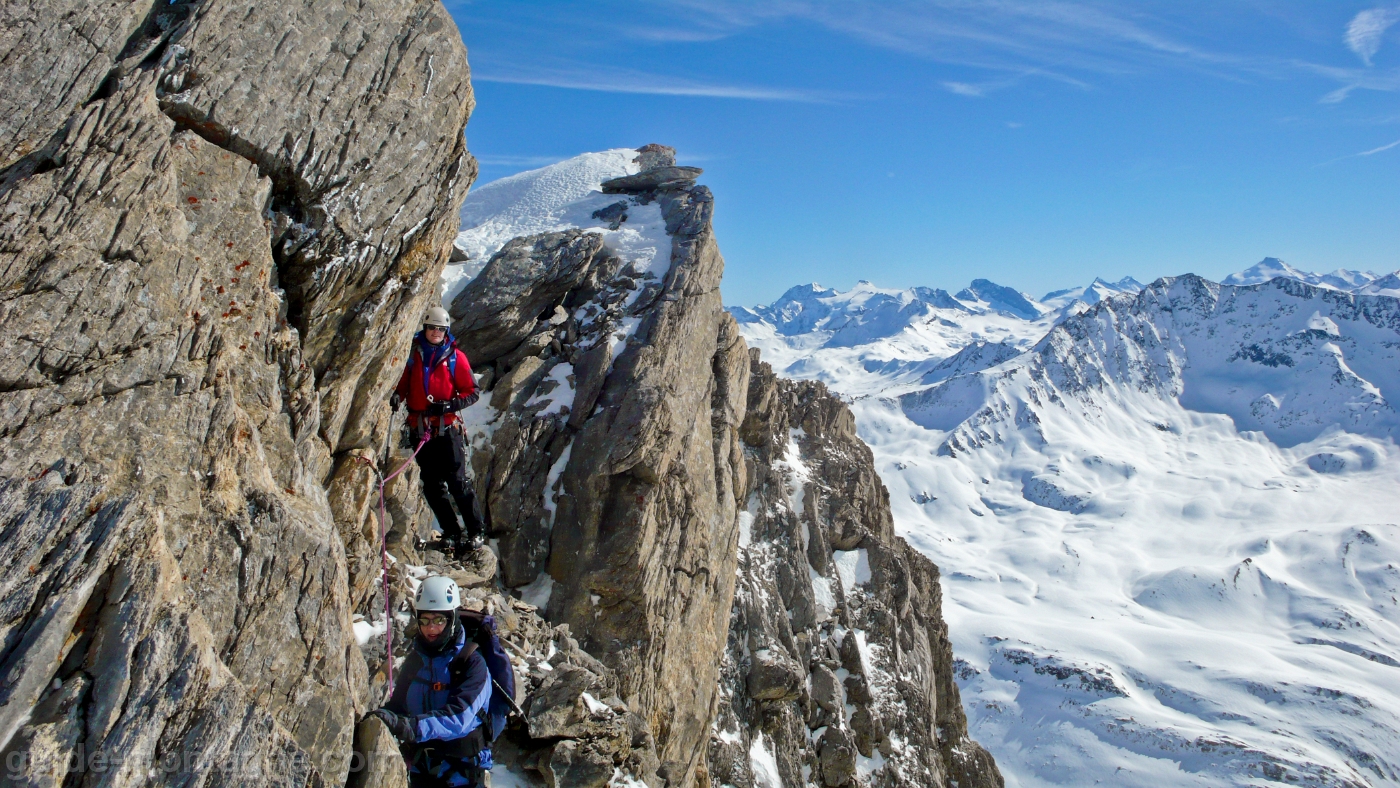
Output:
[{"xmin": 370, "ymin": 576, "xmax": 493, "ymax": 787}]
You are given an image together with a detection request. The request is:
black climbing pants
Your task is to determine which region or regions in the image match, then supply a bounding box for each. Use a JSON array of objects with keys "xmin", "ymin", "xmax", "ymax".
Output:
[{"xmin": 413, "ymin": 425, "xmax": 483, "ymax": 542}]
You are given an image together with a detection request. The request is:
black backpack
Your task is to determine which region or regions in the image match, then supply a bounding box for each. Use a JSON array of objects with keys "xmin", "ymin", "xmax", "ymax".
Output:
[{"xmin": 459, "ymin": 608, "xmax": 517, "ymax": 741}]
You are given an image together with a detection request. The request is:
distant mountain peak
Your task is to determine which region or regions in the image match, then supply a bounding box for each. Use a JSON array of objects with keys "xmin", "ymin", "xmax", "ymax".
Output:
[
  {"xmin": 954, "ymin": 279, "xmax": 1044, "ymax": 320},
  {"xmin": 1041, "ymin": 276, "xmax": 1144, "ymax": 309},
  {"xmin": 1222, "ymin": 257, "xmax": 1381, "ymax": 291}
]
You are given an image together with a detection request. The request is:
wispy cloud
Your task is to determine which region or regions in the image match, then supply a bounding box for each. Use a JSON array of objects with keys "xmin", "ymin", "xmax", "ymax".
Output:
[
  {"xmin": 472, "ymin": 62, "xmax": 827, "ymax": 102},
  {"xmin": 1316, "ymin": 136, "xmax": 1400, "ymax": 166},
  {"xmin": 1346, "ymin": 7, "xmax": 1400, "ymax": 65},
  {"xmin": 941, "ymin": 68, "xmax": 1090, "ymax": 97},
  {"xmin": 943, "ymin": 81, "xmax": 986, "ymax": 97},
  {"xmin": 464, "ymin": 2, "xmax": 1400, "ymax": 106},
  {"xmin": 654, "ymin": 1, "xmax": 1400, "ymax": 103},
  {"xmin": 619, "ymin": 25, "xmax": 732, "ymax": 43},
  {"xmin": 659, "ymin": 0, "xmax": 1247, "ymax": 81},
  {"xmin": 1357, "ymin": 137, "xmax": 1400, "ymax": 156},
  {"xmin": 1304, "ymin": 61, "xmax": 1400, "ymax": 103}
]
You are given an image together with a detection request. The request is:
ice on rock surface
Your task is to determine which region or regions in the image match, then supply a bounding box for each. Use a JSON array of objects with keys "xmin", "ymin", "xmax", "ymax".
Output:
[{"xmin": 735, "ymin": 271, "xmax": 1400, "ymax": 787}]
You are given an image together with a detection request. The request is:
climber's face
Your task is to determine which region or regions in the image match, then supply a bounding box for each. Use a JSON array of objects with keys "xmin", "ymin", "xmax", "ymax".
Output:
[
  {"xmin": 424, "ymin": 325, "xmax": 446, "ymax": 345},
  {"xmin": 418, "ymin": 612, "xmax": 448, "ymax": 642}
]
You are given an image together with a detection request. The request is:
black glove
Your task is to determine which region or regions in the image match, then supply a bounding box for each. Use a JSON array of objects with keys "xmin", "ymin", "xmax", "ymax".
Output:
[
  {"xmin": 369, "ymin": 708, "xmax": 416, "ymax": 743},
  {"xmin": 389, "ymin": 393, "xmax": 401, "ymax": 413},
  {"xmin": 447, "ymin": 392, "xmax": 479, "ymax": 412}
]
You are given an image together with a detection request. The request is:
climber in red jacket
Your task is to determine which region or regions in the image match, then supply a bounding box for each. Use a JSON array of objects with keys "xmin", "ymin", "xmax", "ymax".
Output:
[{"xmin": 393, "ymin": 306, "xmax": 485, "ymax": 557}]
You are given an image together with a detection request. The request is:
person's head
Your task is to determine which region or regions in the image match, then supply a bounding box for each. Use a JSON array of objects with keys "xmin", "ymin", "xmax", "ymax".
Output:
[
  {"xmin": 413, "ymin": 575, "xmax": 461, "ymax": 645},
  {"xmin": 416, "ymin": 610, "xmax": 451, "ymax": 643},
  {"xmin": 422, "ymin": 306, "xmax": 451, "ymax": 346}
]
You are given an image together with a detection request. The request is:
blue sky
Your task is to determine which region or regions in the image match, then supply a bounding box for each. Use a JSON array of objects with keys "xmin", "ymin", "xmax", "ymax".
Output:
[{"xmin": 444, "ymin": 1, "xmax": 1400, "ymax": 306}]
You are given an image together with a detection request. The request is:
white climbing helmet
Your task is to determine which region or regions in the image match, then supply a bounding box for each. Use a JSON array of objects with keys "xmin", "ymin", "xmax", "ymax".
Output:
[
  {"xmin": 414, "ymin": 575, "xmax": 460, "ymax": 612},
  {"xmin": 423, "ymin": 306, "xmax": 451, "ymax": 329}
]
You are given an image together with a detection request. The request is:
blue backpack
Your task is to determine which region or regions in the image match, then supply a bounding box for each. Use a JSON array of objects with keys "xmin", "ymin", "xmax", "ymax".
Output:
[{"xmin": 459, "ymin": 609, "xmax": 517, "ymax": 741}]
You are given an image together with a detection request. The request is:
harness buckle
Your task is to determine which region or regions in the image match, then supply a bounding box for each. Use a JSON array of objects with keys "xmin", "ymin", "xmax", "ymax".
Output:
[{"xmin": 431, "ymin": 681, "xmax": 447, "ymax": 691}]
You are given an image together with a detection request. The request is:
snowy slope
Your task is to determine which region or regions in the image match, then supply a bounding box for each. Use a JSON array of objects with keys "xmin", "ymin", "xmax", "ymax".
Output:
[
  {"xmin": 443, "ymin": 149, "xmax": 643, "ymax": 304},
  {"xmin": 732, "ymin": 275, "xmax": 1400, "ymax": 787}
]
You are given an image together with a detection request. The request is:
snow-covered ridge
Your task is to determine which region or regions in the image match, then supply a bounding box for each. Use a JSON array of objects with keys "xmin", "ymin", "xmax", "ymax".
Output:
[
  {"xmin": 908, "ymin": 274, "xmax": 1400, "ymax": 449},
  {"xmin": 728, "ymin": 279, "xmax": 1074, "ymax": 399},
  {"xmin": 1222, "ymin": 256, "xmax": 1385, "ymax": 292},
  {"xmin": 1040, "ymin": 275, "xmax": 1145, "ymax": 309},
  {"xmin": 443, "ymin": 149, "xmax": 644, "ymax": 305}
]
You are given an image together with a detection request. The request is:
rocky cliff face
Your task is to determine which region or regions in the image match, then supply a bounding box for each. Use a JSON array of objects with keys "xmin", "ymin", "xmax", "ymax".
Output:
[
  {"xmin": 447, "ymin": 148, "xmax": 1001, "ymax": 787},
  {"xmin": 706, "ymin": 357, "xmax": 1002, "ymax": 788},
  {"xmin": 0, "ymin": 0, "xmax": 473, "ymax": 783},
  {"xmin": 448, "ymin": 148, "xmax": 748, "ymax": 787}
]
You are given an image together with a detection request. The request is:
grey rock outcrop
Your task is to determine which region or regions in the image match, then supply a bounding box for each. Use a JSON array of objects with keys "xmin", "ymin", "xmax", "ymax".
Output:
[
  {"xmin": 347, "ymin": 717, "xmax": 410, "ymax": 788},
  {"xmin": 0, "ymin": 0, "xmax": 473, "ymax": 783},
  {"xmin": 707, "ymin": 356, "xmax": 1004, "ymax": 788},
  {"xmin": 451, "ymin": 157, "xmax": 749, "ymax": 786},
  {"xmin": 601, "ymin": 166, "xmax": 703, "ymax": 195}
]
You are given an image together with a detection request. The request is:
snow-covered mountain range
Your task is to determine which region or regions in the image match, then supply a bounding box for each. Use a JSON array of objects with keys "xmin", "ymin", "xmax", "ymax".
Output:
[
  {"xmin": 731, "ymin": 267, "xmax": 1400, "ymax": 787},
  {"xmin": 448, "ymin": 149, "xmax": 1400, "ymax": 787}
]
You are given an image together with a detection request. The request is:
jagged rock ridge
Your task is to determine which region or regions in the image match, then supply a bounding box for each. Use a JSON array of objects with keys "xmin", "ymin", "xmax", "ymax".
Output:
[
  {"xmin": 447, "ymin": 148, "xmax": 1002, "ymax": 787},
  {"xmin": 708, "ymin": 355, "xmax": 1001, "ymax": 788},
  {"xmin": 0, "ymin": 0, "xmax": 474, "ymax": 783},
  {"xmin": 449, "ymin": 145, "xmax": 748, "ymax": 786}
]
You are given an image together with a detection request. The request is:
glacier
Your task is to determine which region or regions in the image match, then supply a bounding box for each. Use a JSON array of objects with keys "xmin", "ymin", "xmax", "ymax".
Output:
[{"xmin": 733, "ymin": 266, "xmax": 1400, "ymax": 787}]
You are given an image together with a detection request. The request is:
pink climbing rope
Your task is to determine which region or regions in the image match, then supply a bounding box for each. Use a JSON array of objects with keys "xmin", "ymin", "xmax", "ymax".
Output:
[{"xmin": 365, "ymin": 426, "xmax": 433, "ymax": 699}]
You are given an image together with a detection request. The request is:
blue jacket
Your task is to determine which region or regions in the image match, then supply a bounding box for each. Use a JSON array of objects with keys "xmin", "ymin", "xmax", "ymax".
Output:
[{"xmin": 387, "ymin": 627, "xmax": 492, "ymax": 775}]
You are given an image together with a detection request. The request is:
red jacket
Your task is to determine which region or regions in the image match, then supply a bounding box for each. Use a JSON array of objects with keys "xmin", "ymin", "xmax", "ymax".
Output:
[{"xmin": 395, "ymin": 333, "xmax": 477, "ymax": 428}]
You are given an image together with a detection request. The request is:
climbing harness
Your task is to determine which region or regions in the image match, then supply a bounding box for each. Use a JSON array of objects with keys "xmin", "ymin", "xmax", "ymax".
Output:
[{"xmin": 361, "ymin": 427, "xmax": 433, "ymax": 699}]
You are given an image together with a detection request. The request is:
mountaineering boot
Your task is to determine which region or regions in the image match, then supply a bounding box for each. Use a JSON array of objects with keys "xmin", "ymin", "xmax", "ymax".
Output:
[
  {"xmin": 454, "ymin": 533, "xmax": 484, "ymax": 559},
  {"xmin": 429, "ymin": 533, "xmax": 458, "ymax": 556}
]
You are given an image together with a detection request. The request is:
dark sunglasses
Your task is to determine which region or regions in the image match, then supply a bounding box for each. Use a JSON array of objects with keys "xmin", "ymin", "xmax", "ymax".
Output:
[
  {"xmin": 417, "ymin": 613, "xmax": 449, "ymax": 627},
  {"xmin": 423, "ymin": 324, "xmax": 446, "ymax": 332}
]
